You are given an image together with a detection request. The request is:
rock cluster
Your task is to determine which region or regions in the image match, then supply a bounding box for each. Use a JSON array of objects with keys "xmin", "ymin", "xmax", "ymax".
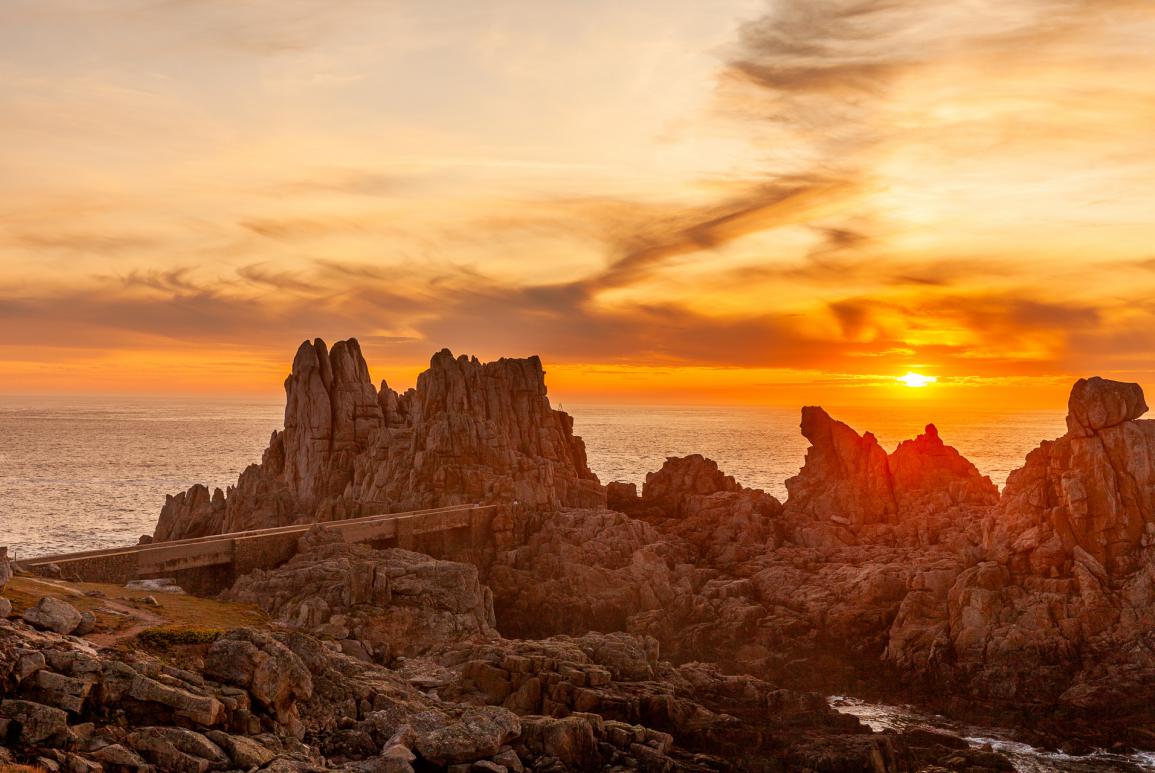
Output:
[
  {"xmin": 0, "ymin": 587, "xmax": 948, "ymax": 772},
  {"xmin": 224, "ymin": 528, "xmax": 498, "ymax": 662},
  {"xmin": 486, "ymin": 380, "xmax": 1155, "ymax": 748},
  {"xmin": 608, "ymin": 455, "xmax": 782, "ymax": 564},
  {"xmin": 156, "ymin": 340, "xmax": 603, "ymax": 541}
]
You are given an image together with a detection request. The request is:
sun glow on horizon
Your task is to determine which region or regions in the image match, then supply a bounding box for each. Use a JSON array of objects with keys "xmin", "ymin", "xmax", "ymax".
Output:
[{"xmin": 898, "ymin": 372, "xmax": 938, "ymax": 389}]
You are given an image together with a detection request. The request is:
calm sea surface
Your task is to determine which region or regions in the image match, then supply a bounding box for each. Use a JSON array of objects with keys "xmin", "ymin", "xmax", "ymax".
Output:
[{"xmin": 0, "ymin": 396, "xmax": 1067, "ymax": 558}]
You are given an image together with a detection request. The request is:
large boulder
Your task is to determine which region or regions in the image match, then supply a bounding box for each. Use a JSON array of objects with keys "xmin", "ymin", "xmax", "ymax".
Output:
[
  {"xmin": 412, "ymin": 706, "xmax": 521, "ymax": 765},
  {"xmin": 0, "ymin": 698, "xmax": 70, "ymax": 745},
  {"xmin": 22, "ymin": 597, "xmax": 83, "ymax": 635},
  {"xmin": 126, "ymin": 726, "xmax": 230, "ymax": 773},
  {"xmin": 1066, "ymin": 376, "xmax": 1147, "ymax": 438}
]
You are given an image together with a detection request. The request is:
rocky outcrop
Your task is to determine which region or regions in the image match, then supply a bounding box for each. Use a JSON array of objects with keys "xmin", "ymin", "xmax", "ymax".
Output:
[
  {"xmin": 640, "ymin": 454, "xmax": 742, "ymax": 512},
  {"xmin": 785, "ymin": 406, "xmax": 897, "ymax": 531},
  {"xmin": 354, "ymin": 349, "xmax": 604, "ymax": 513},
  {"xmin": 156, "ymin": 339, "xmax": 604, "ymax": 541},
  {"xmin": 785, "ymin": 410, "xmax": 997, "ymax": 547},
  {"xmin": 487, "ymin": 509, "xmax": 687, "ymax": 639},
  {"xmin": 223, "ymin": 528, "xmax": 498, "ymax": 661},
  {"xmin": 611, "ymin": 455, "xmax": 783, "ymax": 565},
  {"xmin": 885, "ymin": 377, "xmax": 1155, "ymax": 746},
  {"xmin": 423, "ymin": 631, "xmax": 909, "ymax": 770},
  {"xmin": 890, "ymin": 424, "xmax": 999, "ymax": 514},
  {"xmin": 990, "ymin": 376, "xmax": 1155, "ymax": 577}
]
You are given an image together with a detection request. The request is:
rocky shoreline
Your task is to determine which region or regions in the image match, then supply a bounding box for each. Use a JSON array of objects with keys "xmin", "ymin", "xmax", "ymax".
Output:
[{"xmin": 4, "ymin": 337, "xmax": 1155, "ymax": 771}]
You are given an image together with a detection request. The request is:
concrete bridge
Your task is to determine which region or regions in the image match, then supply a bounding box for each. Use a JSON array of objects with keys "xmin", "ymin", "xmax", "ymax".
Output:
[{"xmin": 21, "ymin": 504, "xmax": 496, "ymax": 593}]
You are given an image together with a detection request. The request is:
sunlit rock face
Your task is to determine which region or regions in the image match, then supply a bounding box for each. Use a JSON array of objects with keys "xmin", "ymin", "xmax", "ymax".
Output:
[
  {"xmin": 155, "ymin": 339, "xmax": 603, "ymax": 541},
  {"xmin": 352, "ymin": 349, "xmax": 604, "ymax": 514},
  {"xmin": 887, "ymin": 377, "xmax": 1155, "ymax": 742},
  {"xmin": 281, "ymin": 338, "xmax": 383, "ymax": 514},
  {"xmin": 992, "ymin": 376, "xmax": 1155, "ymax": 577}
]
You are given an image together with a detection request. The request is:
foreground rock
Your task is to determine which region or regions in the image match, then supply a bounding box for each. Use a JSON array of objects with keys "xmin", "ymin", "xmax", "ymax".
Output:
[
  {"xmin": 0, "ymin": 593, "xmax": 949, "ymax": 771},
  {"xmin": 21, "ymin": 596, "xmax": 83, "ymax": 635},
  {"xmin": 156, "ymin": 339, "xmax": 604, "ymax": 541},
  {"xmin": 224, "ymin": 527, "xmax": 498, "ymax": 661}
]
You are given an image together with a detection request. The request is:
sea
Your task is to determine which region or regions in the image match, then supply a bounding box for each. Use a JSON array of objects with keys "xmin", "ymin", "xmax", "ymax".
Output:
[{"xmin": 0, "ymin": 395, "xmax": 1067, "ymax": 559}]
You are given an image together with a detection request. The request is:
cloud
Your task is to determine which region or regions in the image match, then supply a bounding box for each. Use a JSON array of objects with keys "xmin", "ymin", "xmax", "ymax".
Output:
[
  {"xmin": 120, "ymin": 267, "xmax": 209, "ymax": 295},
  {"xmin": 236, "ymin": 263, "xmax": 319, "ymax": 293}
]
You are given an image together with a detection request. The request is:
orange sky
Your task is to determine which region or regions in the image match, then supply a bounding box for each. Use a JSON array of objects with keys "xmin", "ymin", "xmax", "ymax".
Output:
[{"xmin": 2, "ymin": 0, "xmax": 1155, "ymax": 409}]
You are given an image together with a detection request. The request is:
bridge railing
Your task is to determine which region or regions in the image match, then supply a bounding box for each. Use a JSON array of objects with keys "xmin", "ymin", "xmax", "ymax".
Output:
[
  {"xmin": 23, "ymin": 504, "xmax": 487, "ymax": 567},
  {"xmin": 21, "ymin": 504, "xmax": 496, "ymax": 579}
]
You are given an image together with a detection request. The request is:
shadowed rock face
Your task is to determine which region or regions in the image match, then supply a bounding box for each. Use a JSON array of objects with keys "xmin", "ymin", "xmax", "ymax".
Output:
[
  {"xmin": 155, "ymin": 339, "xmax": 603, "ymax": 541},
  {"xmin": 784, "ymin": 409, "xmax": 997, "ymax": 547},
  {"xmin": 785, "ymin": 406, "xmax": 897, "ymax": 529}
]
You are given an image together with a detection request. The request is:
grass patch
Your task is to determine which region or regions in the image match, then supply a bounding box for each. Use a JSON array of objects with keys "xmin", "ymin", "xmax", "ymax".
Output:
[
  {"xmin": 2, "ymin": 576, "xmax": 267, "ymax": 636},
  {"xmin": 138, "ymin": 625, "xmax": 224, "ymax": 647}
]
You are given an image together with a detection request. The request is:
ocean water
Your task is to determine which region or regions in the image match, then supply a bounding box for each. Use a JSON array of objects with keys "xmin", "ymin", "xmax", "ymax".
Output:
[
  {"xmin": 0, "ymin": 395, "xmax": 1067, "ymax": 558},
  {"xmin": 832, "ymin": 697, "xmax": 1155, "ymax": 772}
]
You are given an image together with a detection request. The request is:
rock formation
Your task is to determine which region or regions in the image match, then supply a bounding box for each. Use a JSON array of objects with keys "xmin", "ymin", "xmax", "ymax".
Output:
[
  {"xmin": 156, "ymin": 339, "xmax": 603, "ymax": 541},
  {"xmin": 609, "ymin": 455, "xmax": 783, "ymax": 564},
  {"xmin": 785, "ymin": 406, "xmax": 898, "ymax": 530},
  {"xmin": 886, "ymin": 377, "xmax": 1155, "ymax": 747},
  {"xmin": 224, "ymin": 527, "xmax": 498, "ymax": 661},
  {"xmin": 785, "ymin": 410, "xmax": 997, "ymax": 547}
]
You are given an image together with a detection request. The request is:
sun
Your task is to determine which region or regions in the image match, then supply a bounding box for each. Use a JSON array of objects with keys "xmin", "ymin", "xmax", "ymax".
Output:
[{"xmin": 898, "ymin": 372, "xmax": 937, "ymax": 388}]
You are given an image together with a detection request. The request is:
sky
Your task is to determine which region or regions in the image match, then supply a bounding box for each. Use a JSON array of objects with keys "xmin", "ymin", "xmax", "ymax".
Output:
[{"xmin": 2, "ymin": 0, "xmax": 1155, "ymax": 409}]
